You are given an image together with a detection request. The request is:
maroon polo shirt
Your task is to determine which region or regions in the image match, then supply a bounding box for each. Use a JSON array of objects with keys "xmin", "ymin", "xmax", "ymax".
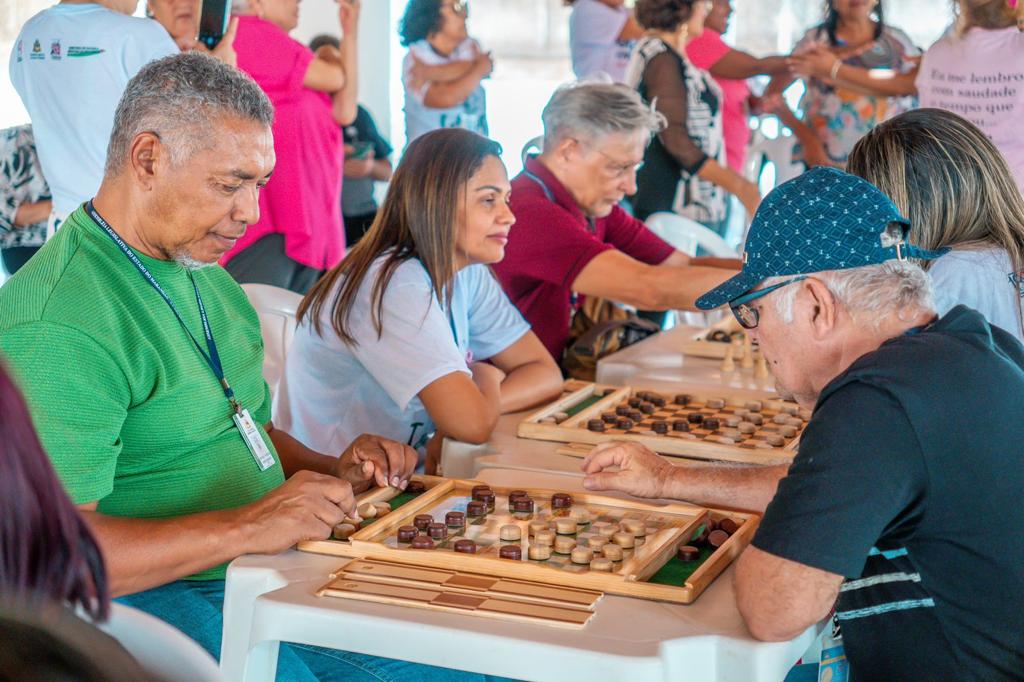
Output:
[{"xmin": 493, "ymin": 156, "xmax": 675, "ymax": 360}]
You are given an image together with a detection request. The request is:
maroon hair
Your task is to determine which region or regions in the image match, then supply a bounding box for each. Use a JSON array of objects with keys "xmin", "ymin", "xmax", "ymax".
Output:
[{"xmin": 0, "ymin": 360, "xmax": 110, "ymax": 621}]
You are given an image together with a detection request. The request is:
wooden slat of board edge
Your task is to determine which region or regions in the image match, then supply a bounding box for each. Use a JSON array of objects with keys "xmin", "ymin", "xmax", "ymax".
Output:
[
  {"xmin": 562, "ymin": 386, "xmax": 628, "ymax": 429},
  {"xmin": 521, "ymin": 421, "xmax": 795, "ymax": 465},
  {"xmin": 318, "ymin": 579, "xmax": 593, "ymax": 628},
  {"xmin": 518, "ymin": 382, "xmax": 598, "ymax": 425},
  {"xmin": 338, "ymin": 559, "xmax": 600, "ymax": 610}
]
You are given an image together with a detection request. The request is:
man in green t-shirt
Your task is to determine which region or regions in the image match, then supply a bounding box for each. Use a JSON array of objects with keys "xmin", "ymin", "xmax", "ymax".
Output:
[{"xmin": 0, "ymin": 53, "xmax": 481, "ymax": 681}]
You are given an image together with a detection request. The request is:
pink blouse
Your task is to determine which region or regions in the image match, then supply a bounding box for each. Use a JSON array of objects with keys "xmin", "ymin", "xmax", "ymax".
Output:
[{"xmin": 222, "ymin": 15, "xmax": 344, "ymax": 270}]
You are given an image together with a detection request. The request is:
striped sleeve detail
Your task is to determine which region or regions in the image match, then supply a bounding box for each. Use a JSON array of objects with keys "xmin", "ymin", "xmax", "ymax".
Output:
[
  {"xmin": 837, "ymin": 598, "xmax": 936, "ymax": 621},
  {"xmin": 840, "ymin": 571, "xmax": 921, "ymax": 592}
]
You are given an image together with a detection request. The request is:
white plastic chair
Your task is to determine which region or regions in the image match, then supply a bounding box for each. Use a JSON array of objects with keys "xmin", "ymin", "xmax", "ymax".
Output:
[
  {"xmin": 99, "ymin": 602, "xmax": 222, "ymax": 681},
  {"xmin": 744, "ymin": 126, "xmax": 803, "ymax": 192},
  {"xmin": 644, "ymin": 212, "xmax": 738, "ymax": 259},
  {"xmin": 520, "ymin": 135, "xmax": 543, "ymax": 167},
  {"xmin": 241, "ymin": 283, "xmax": 303, "ymax": 399}
]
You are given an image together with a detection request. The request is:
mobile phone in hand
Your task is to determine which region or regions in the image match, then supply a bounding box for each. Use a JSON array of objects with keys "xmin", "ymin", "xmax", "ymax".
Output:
[{"xmin": 198, "ymin": 0, "xmax": 231, "ymax": 50}]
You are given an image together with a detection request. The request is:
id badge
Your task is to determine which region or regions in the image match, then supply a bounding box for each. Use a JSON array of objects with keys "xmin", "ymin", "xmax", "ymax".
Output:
[{"xmin": 233, "ymin": 408, "xmax": 276, "ymax": 471}]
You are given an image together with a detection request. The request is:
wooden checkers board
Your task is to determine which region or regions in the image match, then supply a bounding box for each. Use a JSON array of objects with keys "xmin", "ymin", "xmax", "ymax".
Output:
[
  {"xmin": 518, "ymin": 382, "xmax": 809, "ymax": 465},
  {"xmin": 302, "ymin": 477, "xmax": 758, "ymax": 604}
]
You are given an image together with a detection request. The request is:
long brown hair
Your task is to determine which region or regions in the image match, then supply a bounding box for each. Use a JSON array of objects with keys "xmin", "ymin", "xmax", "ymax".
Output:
[
  {"xmin": 297, "ymin": 128, "xmax": 503, "ymax": 344},
  {"xmin": 846, "ymin": 108, "xmax": 1024, "ymax": 331}
]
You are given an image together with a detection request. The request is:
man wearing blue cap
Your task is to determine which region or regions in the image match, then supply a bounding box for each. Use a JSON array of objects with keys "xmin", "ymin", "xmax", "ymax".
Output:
[{"xmin": 581, "ymin": 167, "xmax": 1024, "ymax": 680}]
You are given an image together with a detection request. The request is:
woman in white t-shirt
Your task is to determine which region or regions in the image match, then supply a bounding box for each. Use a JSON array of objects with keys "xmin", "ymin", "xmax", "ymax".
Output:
[
  {"xmin": 399, "ymin": 0, "xmax": 492, "ymax": 145},
  {"xmin": 847, "ymin": 108, "xmax": 1024, "ymax": 342},
  {"xmin": 274, "ymin": 129, "xmax": 563, "ymax": 472}
]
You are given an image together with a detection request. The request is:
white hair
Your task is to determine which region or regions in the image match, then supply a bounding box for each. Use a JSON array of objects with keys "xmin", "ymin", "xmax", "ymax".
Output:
[
  {"xmin": 541, "ymin": 81, "xmax": 666, "ymax": 151},
  {"xmin": 768, "ymin": 260, "xmax": 936, "ymax": 328},
  {"xmin": 106, "ymin": 52, "xmax": 273, "ymax": 176}
]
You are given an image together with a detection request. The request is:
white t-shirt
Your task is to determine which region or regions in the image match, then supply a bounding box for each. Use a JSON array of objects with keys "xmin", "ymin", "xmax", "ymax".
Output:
[
  {"xmin": 402, "ymin": 38, "xmax": 489, "ymax": 146},
  {"xmin": 569, "ymin": 0, "xmax": 634, "ymax": 83},
  {"xmin": 916, "ymin": 27, "xmax": 1024, "ymax": 196},
  {"xmin": 929, "ymin": 246, "xmax": 1024, "ymax": 342},
  {"xmin": 274, "ymin": 257, "xmax": 530, "ymax": 455},
  {"xmin": 8, "ymin": 4, "xmax": 177, "ymax": 218}
]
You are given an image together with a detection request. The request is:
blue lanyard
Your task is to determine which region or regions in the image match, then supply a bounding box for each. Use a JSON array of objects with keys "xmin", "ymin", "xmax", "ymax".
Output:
[{"xmin": 86, "ymin": 201, "xmax": 240, "ymax": 414}]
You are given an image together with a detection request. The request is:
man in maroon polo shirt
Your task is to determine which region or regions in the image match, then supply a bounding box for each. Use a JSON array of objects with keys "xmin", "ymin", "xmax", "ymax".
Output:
[{"xmin": 493, "ymin": 82, "xmax": 738, "ymax": 361}]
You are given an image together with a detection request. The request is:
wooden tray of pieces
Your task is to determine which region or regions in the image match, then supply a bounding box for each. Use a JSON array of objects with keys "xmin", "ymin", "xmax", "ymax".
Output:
[
  {"xmin": 303, "ymin": 477, "xmax": 758, "ymax": 605},
  {"xmin": 318, "ymin": 558, "xmax": 601, "ymax": 629},
  {"xmin": 681, "ymin": 316, "xmax": 748, "ymax": 359},
  {"xmin": 518, "ymin": 382, "xmax": 808, "ymax": 465}
]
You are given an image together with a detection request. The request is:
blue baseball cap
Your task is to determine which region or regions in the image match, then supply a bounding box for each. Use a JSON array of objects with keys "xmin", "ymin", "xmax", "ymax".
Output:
[{"xmin": 696, "ymin": 167, "xmax": 949, "ymax": 310}]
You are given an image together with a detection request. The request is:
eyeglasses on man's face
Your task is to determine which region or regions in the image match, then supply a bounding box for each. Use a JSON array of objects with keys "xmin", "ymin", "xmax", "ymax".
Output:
[
  {"xmin": 728, "ymin": 276, "xmax": 808, "ymax": 330},
  {"xmin": 574, "ymin": 139, "xmax": 644, "ymax": 180}
]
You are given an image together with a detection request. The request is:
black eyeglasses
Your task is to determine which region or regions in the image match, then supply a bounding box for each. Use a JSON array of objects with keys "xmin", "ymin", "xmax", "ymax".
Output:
[{"xmin": 728, "ymin": 276, "xmax": 808, "ymax": 329}]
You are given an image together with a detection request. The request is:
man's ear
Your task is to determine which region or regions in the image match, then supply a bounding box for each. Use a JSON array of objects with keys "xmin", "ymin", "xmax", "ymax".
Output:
[
  {"xmin": 801, "ymin": 277, "xmax": 838, "ymax": 340},
  {"xmin": 553, "ymin": 136, "xmax": 578, "ymax": 166},
  {"xmin": 127, "ymin": 132, "xmax": 163, "ymax": 191}
]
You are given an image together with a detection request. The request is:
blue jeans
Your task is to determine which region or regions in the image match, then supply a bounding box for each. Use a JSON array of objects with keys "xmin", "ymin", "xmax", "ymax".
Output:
[{"xmin": 118, "ymin": 579, "xmax": 507, "ymax": 682}]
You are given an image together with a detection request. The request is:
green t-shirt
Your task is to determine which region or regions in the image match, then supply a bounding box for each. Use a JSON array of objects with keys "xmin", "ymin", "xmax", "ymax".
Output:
[{"xmin": 0, "ymin": 207, "xmax": 285, "ymax": 580}]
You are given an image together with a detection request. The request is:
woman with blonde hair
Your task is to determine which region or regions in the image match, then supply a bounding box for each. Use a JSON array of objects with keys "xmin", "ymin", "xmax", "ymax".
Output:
[{"xmin": 846, "ymin": 107, "xmax": 1024, "ymax": 341}]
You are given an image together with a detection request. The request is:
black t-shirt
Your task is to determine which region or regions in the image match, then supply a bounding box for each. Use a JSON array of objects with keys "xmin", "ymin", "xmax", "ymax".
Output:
[
  {"xmin": 754, "ymin": 306, "xmax": 1024, "ymax": 681},
  {"xmin": 341, "ymin": 105, "xmax": 392, "ymax": 217}
]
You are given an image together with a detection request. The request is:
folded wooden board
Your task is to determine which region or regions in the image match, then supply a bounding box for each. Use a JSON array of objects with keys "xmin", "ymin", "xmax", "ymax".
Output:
[{"xmin": 319, "ymin": 559, "xmax": 600, "ymax": 628}]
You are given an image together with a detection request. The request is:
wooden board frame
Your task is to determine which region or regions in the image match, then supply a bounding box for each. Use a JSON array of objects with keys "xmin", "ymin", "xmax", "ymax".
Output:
[
  {"xmin": 517, "ymin": 382, "xmax": 800, "ymax": 465},
  {"xmin": 302, "ymin": 477, "xmax": 758, "ymax": 604}
]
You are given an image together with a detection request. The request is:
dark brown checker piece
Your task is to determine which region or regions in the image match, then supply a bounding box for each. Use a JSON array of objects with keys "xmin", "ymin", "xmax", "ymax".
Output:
[
  {"xmin": 677, "ymin": 545, "xmax": 700, "ymax": 562},
  {"xmin": 601, "ymin": 412, "xmax": 618, "ymax": 423},
  {"xmin": 499, "ymin": 545, "xmax": 522, "ymax": 560},
  {"xmin": 551, "ymin": 493, "xmax": 573, "ymax": 508},
  {"xmin": 397, "ymin": 526, "xmax": 418, "ymax": 543},
  {"xmin": 445, "ymin": 511, "xmax": 466, "ymax": 528},
  {"xmin": 471, "ymin": 484, "xmax": 491, "ymax": 497},
  {"xmin": 453, "ymin": 539, "xmax": 477, "ymax": 554},
  {"xmin": 413, "ymin": 514, "xmax": 433, "ymax": 531},
  {"xmin": 718, "ymin": 518, "xmax": 741, "ymax": 535},
  {"xmin": 410, "ymin": 536, "xmax": 435, "ymax": 550},
  {"xmin": 512, "ymin": 498, "xmax": 535, "ymax": 513},
  {"xmin": 587, "ymin": 419, "xmax": 606, "ymax": 432},
  {"xmin": 428, "ymin": 523, "xmax": 448, "ymax": 540},
  {"xmin": 406, "ymin": 480, "xmax": 426, "ymax": 494},
  {"xmin": 707, "ymin": 529, "xmax": 730, "ymax": 548},
  {"xmin": 466, "ymin": 500, "xmax": 487, "ymax": 518}
]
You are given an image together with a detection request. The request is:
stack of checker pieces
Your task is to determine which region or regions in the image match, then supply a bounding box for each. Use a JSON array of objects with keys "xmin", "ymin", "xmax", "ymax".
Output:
[
  {"xmin": 519, "ymin": 382, "xmax": 810, "ymax": 465},
  {"xmin": 318, "ymin": 558, "xmax": 602, "ymax": 629}
]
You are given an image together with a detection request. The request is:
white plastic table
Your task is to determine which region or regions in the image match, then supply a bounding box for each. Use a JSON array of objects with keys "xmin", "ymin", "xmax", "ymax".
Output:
[
  {"xmin": 595, "ymin": 326, "xmax": 778, "ymax": 397},
  {"xmin": 221, "ymin": 471, "xmax": 820, "ymax": 682}
]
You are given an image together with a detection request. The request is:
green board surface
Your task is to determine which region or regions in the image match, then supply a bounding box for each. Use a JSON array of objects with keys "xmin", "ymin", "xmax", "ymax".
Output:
[{"xmin": 566, "ymin": 394, "xmax": 605, "ymax": 417}]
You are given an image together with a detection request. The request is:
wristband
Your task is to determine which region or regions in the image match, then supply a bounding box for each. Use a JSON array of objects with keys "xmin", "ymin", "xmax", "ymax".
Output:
[{"xmin": 829, "ymin": 59, "xmax": 842, "ymax": 80}]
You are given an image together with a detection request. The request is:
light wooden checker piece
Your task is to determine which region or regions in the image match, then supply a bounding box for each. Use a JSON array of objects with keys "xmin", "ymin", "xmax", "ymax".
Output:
[
  {"xmin": 303, "ymin": 477, "xmax": 760, "ymax": 604},
  {"xmin": 518, "ymin": 382, "xmax": 809, "ymax": 465}
]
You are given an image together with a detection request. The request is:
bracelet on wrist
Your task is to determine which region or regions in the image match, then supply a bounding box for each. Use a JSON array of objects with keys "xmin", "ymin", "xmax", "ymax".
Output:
[{"xmin": 829, "ymin": 59, "xmax": 842, "ymax": 80}]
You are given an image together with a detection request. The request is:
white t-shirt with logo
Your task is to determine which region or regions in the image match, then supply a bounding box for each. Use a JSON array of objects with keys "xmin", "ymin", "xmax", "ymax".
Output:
[
  {"xmin": 274, "ymin": 257, "xmax": 530, "ymax": 455},
  {"xmin": 929, "ymin": 246, "xmax": 1024, "ymax": 342},
  {"xmin": 8, "ymin": 4, "xmax": 177, "ymax": 218},
  {"xmin": 917, "ymin": 27, "xmax": 1024, "ymax": 196},
  {"xmin": 569, "ymin": 0, "xmax": 634, "ymax": 83},
  {"xmin": 402, "ymin": 38, "xmax": 489, "ymax": 146}
]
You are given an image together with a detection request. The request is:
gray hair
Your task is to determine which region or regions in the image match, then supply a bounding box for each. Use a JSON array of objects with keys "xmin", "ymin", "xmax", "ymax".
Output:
[
  {"xmin": 768, "ymin": 260, "xmax": 936, "ymax": 328},
  {"xmin": 540, "ymin": 81, "xmax": 666, "ymax": 151},
  {"xmin": 105, "ymin": 52, "xmax": 274, "ymax": 176}
]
